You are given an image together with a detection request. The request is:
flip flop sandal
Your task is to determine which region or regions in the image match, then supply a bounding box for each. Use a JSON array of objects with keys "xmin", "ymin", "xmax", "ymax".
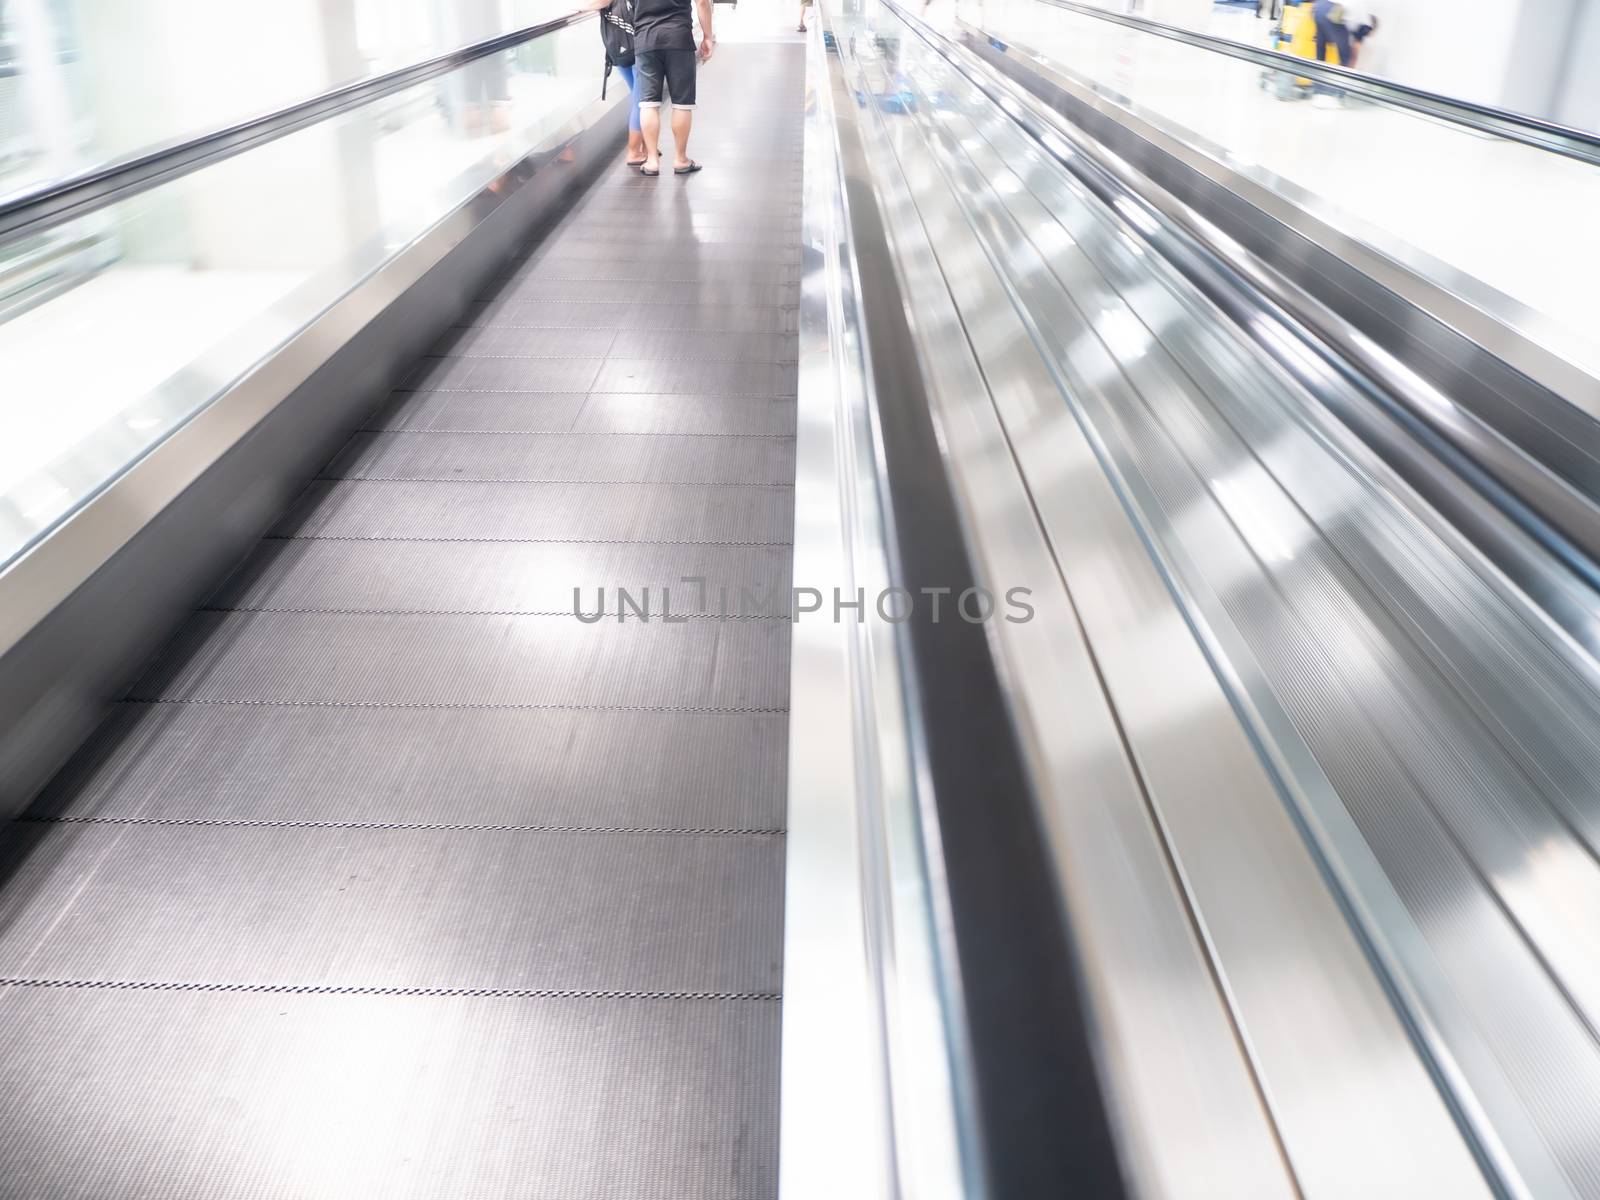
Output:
[
  {"xmin": 674, "ymin": 161, "xmax": 704, "ymax": 175},
  {"xmin": 640, "ymin": 165, "xmax": 661, "ymax": 176},
  {"xmin": 626, "ymin": 158, "xmax": 647, "ymax": 167}
]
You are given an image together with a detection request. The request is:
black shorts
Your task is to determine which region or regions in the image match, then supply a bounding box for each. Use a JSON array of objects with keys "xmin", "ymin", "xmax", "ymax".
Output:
[{"xmin": 635, "ymin": 48, "xmax": 697, "ymax": 110}]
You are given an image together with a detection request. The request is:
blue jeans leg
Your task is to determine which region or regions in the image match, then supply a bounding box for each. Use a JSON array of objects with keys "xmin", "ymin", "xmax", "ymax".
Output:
[
  {"xmin": 615, "ymin": 63, "xmax": 642, "ymax": 133},
  {"xmin": 1312, "ymin": 15, "xmax": 1352, "ymax": 96}
]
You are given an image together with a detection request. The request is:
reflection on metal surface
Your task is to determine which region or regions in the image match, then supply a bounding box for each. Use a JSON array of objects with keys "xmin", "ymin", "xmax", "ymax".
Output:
[
  {"xmin": 953, "ymin": 23, "xmax": 1600, "ymax": 668},
  {"xmin": 821, "ymin": 0, "xmax": 1600, "ymax": 1194},
  {"xmin": 829, "ymin": 16, "xmax": 1295, "ymax": 1195},
  {"xmin": 783, "ymin": 18, "xmax": 895, "ymax": 1198},
  {"xmin": 1209, "ymin": 471, "xmax": 1303, "ymax": 565},
  {"xmin": 958, "ymin": 19, "xmax": 1600, "ymax": 457},
  {"xmin": 781, "ymin": 15, "xmax": 969, "ymax": 1199},
  {"xmin": 906, "ymin": 11, "xmax": 1600, "ymax": 1194},
  {"xmin": 873, "ymin": 22, "xmax": 1488, "ymax": 1194}
]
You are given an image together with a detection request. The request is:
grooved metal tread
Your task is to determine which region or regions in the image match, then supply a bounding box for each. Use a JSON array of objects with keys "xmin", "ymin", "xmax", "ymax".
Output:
[
  {"xmin": 462, "ymin": 298, "xmax": 799, "ymax": 332},
  {"xmin": 502, "ymin": 279, "xmax": 797, "ymax": 307},
  {"xmin": 209, "ymin": 538, "xmax": 793, "ymax": 616},
  {"xmin": 1, "ymin": 41, "xmax": 802, "ymax": 1198},
  {"xmin": 36, "ymin": 706, "xmax": 787, "ymax": 829},
  {"xmin": 431, "ymin": 326, "xmax": 799, "ymax": 363},
  {"xmin": 0, "ymin": 987, "xmax": 778, "ymax": 1200},
  {"xmin": 406, "ymin": 343, "xmax": 799, "ymax": 380},
  {"xmin": 506, "ymin": 260, "xmax": 801, "ymax": 287},
  {"xmin": 325, "ymin": 430, "xmax": 795, "ymax": 485},
  {"xmin": 130, "ymin": 610, "xmax": 791, "ymax": 709},
  {"xmin": 0, "ymin": 824, "xmax": 782, "ymax": 992},
  {"xmin": 275, "ymin": 479, "xmax": 795, "ymax": 543},
  {"xmin": 525, "ymin": 244, "xmax": 801, "ymax": 268}
]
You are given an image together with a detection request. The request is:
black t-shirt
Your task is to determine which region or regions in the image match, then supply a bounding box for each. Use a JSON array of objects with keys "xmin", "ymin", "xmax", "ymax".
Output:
[{"xmin": 632, "ymin": 0, "xmax": 694, "ymax": 51}]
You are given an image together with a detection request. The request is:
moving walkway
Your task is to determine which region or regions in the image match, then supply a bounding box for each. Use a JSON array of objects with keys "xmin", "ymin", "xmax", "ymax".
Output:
[
  {"xmin": 798, "ymin": 2, "xmax": 1600, "ymax": 1196},
  {"xmin": 0, "ymin": 20, "xmax": 796, "ymax": 1199},
  {"xmin": 3, "ymin": 1, "xmax": 1600, "ymax": 1196}
]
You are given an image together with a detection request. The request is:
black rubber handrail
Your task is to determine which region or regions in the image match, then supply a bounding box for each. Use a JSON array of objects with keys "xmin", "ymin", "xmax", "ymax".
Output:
[
  {"xmin": 0, "ymin": 10, "xmax": 596, "ymax": 247},
  {"xmin": 1027, "ymin": 0, "xmax": 1600, "ymax": 168}
]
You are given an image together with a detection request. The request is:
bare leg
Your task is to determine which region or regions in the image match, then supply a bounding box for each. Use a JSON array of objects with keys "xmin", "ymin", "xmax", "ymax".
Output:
[
  {"xmin": 671, "ymin": 107, "xmax": 694, "ymax": 169},
  {"xmin": 798, "ymin": 4, "xmax": 807, "ymax": 30},
  {"xmin": 641, "ymin": 106, "xmax": 663, "ymax": 173},
  {"xmin": 627, "ymin": 130, "xmax": 646, "ymax": 162}
]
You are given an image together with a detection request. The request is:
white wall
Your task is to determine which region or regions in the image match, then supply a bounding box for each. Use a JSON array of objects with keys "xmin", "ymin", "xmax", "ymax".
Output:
[
  {"xmin": 1141, "ymin": 0, "xmax": 1213, "ymax": 29},
  {"xmin": 1554, "ymin": 0, "xmax": 1600, "ymax": 131},
  {"xmin": 1499, "ymin": 0, "xmax": 1578, "ymax": 119},
  {"xmin": 1364, "ymin": 0, "xmax": 1523, "ymax": 110},
  {"xmin": 77, "ymin": 0, "xmax": 375, "ymax": 269},
  {"xmin": 1357, "ymin": 0, "xmax": 1598, "ymax": 131}
]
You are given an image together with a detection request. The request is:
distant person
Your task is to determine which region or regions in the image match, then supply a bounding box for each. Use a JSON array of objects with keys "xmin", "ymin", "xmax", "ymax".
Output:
[
  {"xmin": 1311, "ymin": 3, "xmax": 1378, "ymax": 107},
  {"xmin": 585, "ymin": 0, "xmax": 652, "ymax": 166},
  {"xmin": 1312, "ymin": 3, "xmax": 1377, "ymax": 67},
  {"xmin": 1311, "ymin": 0, "xmax": 1352, "ymax": 69},
  {"xmin": 798, "ymin": 0, "xmax": 811, "ymax": 33},
  {"xmin": 1348, "ymin": 10, "xmax": 1381, "ymax": 72},
  {"xmin": 632, "ymin": 0, "xmax": 716, "ymax": 175}
]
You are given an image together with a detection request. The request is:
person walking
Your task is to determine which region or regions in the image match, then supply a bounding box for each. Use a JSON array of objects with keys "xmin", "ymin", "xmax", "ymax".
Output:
[
  {"xmin": 632, "ymin": 0, "xmax": 715, "ymax": 175},
  {"xmin": 1310, "ymin": 2, "xmax": 1377, "ymax": 107},
  {"xmin": 1311, "ymin": 0, "xmax": 1353, "ymax": 70},
  {"xmin": 585, "ymin": 0, "xmax": 651, "ymax": 166}
]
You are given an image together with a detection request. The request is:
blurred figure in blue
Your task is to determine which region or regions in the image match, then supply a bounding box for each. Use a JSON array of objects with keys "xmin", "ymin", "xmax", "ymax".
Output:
[
  {"xmin": 1311, "ymin": 3, "xmax": 1378, "ymax": 107},
  {"xmin": 586, "ymin": 0, "xmax": 652, "ymax": 166},
  {"xmin": 1312, "ymin": 0, "xmax": 1352, "ymax": 69}
]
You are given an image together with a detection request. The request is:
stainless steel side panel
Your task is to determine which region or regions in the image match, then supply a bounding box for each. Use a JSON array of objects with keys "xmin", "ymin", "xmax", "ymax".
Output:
[{"xmin": 782, "ymin": 22, "xmax": 969, "ymax": 1197}]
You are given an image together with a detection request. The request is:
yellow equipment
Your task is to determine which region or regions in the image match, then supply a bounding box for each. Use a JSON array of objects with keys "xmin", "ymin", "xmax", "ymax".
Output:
[{"xmin": 1267, "ymin": 0, "xmax": 1344, "ymax": 96}]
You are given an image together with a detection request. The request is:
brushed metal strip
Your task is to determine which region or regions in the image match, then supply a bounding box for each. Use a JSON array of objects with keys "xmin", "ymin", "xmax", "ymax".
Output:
[
  {"xmin": 832, "ymin": 9, "xmax": 1302, "ymax": 1196},
  {"xmin": 780, "ymin": 21, "xmax": 899, "ymax": 1199}
]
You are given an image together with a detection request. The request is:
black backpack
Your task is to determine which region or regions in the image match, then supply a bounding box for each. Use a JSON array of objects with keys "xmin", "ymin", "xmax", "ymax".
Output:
[{"xmin": 600, "ymin": 0, "xmax": 636, "ymax": 98}]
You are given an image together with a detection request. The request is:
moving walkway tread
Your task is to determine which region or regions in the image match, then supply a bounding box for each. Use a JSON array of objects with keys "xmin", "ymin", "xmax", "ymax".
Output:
[
  {"xmin": 0, "ymin": 43, "xmax": 801, "ymax": 1200},
  {"xmin": 850, "ymin": 9, "xmax": 1600, "ymax": 1195}
]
